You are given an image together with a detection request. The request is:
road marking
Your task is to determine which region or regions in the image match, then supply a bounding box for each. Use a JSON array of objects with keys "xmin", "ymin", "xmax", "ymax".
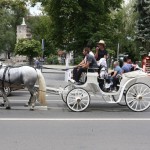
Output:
[
  {"xmin": 6, "ymin": 99, "xmax": 63, "ymax": 102},
  {"xmin": 0, "ymin": 118, "xmax": 150, "ymax": 121}
]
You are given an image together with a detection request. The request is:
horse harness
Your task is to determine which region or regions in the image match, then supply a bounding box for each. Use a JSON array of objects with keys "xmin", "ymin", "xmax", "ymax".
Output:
[{"xmin": 0, "ymin": 66, "xmax": 22, "ymax": 88}]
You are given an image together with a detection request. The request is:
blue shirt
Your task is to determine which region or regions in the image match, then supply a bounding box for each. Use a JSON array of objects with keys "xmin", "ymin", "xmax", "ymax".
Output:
[
  {"xmin": 114, "ymin": 66, "xmax": 122, "ymax": 75},
  {"xmin": 122, "ymin": 64, "xmax": 132, "ymax": 73}
]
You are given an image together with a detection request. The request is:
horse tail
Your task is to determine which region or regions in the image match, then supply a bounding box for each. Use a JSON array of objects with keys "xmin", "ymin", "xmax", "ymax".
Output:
[{"xmin": 36, "ymin": 69, "xmax": 47, "ymax": 105}]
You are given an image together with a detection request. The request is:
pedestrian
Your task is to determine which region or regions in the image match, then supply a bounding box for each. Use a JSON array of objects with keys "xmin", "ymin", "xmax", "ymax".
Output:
[{"xmin": 34, "ymin": 57, "xmax": 41, "ymax": 69}]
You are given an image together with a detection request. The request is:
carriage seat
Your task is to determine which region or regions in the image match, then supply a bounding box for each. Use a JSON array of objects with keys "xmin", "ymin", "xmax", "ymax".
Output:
[{"xmin": 122, "ymin": 70, "xmax": 147, "ymax": 78}]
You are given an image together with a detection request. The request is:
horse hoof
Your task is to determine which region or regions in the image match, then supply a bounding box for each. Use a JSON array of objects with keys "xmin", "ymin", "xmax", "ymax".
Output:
[
  {"xmin": 0, "ymin": 103, "xmax": 5, "ymax": 107},
  {"xmin": 30, "ymin": 108, "xmax": 34, "ymax": 111},
  {"xmin": 6, "ymin": 106, "xmax": 11, "ymax": 110}
]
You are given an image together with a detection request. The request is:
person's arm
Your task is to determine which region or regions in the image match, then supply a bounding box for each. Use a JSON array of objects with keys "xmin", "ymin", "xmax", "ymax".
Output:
[
  {"xmin": 112, "ymin": 71, "xmax": 117, "ymax": 77},
  {"xmin": 77, "ymin": 59, "xmax": 85, "ymax": 67},
  {"xmin": 82, "ymin": 62, "xmax": 90, "ymax": 68}
]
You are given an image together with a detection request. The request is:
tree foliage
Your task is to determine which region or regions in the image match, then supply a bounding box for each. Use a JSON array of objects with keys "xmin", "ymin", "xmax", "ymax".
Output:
[
  {"xmin": 0, "ymin": 0, "xmax": 27, "ymax": 56},
  {"xmin": 30, "ymin": 0, "xmax": 123, "ymax": 57},
  {"xmin": 15, "ymin": 39, "xmax": 41, "ymax": 64},
  {"xmin": 27, "ymin": 15, "xmax": 54, "ymax": 56},
  {"xmin": 136, "ymin": 0, "xmax": 150, "ymax": 55}
]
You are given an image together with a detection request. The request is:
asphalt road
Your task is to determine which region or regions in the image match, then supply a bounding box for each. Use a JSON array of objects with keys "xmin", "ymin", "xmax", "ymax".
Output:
[{"xmin": 0, "ymin": 68, "xmax": 150, "ymax": 150}]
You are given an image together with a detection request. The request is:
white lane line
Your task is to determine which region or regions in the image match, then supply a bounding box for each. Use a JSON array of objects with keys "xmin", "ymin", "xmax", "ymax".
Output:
[
  {"xmin": 5, "ymin": 100, "xmax": 62, "ymax": 102},
  {"xmin": 0, "ymin": 118, "xmax": 150, "ymax": 121}
]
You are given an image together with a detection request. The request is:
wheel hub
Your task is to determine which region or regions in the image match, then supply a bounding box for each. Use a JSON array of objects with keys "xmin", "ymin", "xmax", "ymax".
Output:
[
  {"xmin": 76, "ymin": 97, "xmax": 81, "ymax": 103},
  {"xmin": 136, "ymin": 94, "xmax": 143, "ymax": 100}
]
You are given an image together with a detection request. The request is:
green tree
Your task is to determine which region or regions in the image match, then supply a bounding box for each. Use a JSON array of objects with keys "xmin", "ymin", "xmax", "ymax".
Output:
[
  {"xmin": 15, "ymin": 39, "xmax": 41, "ymax": 65},
  {"xmin": 31, "ymin": 0, "xmax": 123, "ymax": 56},
  {"xmin": 136, "ymin": 0, "xmax": 150, "ymax": 55},
  {"xmin": 27, "ymin": 15, "xmax": 55, "ymax": 56},
  {"xmin": 0, "ymin": 0, "xmax": 28, "ymax": 57}
]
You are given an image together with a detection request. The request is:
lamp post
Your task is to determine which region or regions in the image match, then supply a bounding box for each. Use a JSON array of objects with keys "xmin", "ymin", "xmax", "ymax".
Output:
[{"xmin": 41, "ymin": 39, "xmax": 44, "ymax": 72}]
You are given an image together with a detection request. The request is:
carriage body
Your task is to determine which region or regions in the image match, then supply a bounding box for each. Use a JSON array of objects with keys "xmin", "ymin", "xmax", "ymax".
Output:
[{"xmin": 61, "ymin": 70, "xmax": 150, "ymax": 112}]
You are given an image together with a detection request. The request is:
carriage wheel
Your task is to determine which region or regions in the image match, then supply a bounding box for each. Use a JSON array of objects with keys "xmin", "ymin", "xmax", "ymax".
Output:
[
  {"xmin": 126, "ymin": 83, "xmax": 150, "ymax": 112},
  {"xmin": 112, "ymin": 92, "xmax": 126, "ymax": 106},
  {"xmin": 60, "ymin": 85, "xmax": 73, "ymax": 103},
  {"xmin": 66, "ymin": 88, "xmax": 90, "ymax": 112}
]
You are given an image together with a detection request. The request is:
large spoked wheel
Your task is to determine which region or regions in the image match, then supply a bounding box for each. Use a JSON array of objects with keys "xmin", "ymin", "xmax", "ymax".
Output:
[
  {"xmin": 112, "ymin": 92, "xmax": 126, "ymax": 106},
  {"xmin": 126, "ymin": 83, "xmax": 150, "ymax": 112},
  {"xmin": 66, "ymin": 88, "xmax": 90, "ymax": 112},
  {"xmin": 61, "ymin": 85, "xmax": 73, "ymax": 103}
]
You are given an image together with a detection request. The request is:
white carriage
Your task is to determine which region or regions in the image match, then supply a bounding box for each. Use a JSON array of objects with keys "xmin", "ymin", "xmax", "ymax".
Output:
[{"xmin": 60, "ymin": 70, "xmax": 150, "ymax": 112}]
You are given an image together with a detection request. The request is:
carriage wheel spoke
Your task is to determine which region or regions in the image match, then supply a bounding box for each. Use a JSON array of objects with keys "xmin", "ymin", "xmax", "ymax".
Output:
[
  {"xmin": 142, "ymin": 92, "xmax": 150, "ymax": 96},
  {"xmin": 128, "ymin": 91, "xmax": 136, "ymax": 96},
  {"xmin": 79, "ymin": 103, "xmax": 83, "ymax": 109},
  {"xmin": 68, "ymin": 100, "xmax": 76, "ymax": 105},
  {"xmin": 72, "ymin": 102, "xmax": 77, "ymax": 109},
  {"xmin": 127, "ymin": 98, "xmax": 135, "ymax": 104},
  {"xmin": 130, "ymin": 101, "xmax": 137, "ymax": 108},
  {"xmin": 141, "ymin": 87, "xmax": 149, "ymax": 95},
  {"xmin": 81, "ymin": 101, "xmax": 87, "ymax": 106},
  {"xmin": 81, "ymin": 95, "xmax": 88, "ymax": 99},
  {"xmin": 135, "ymin": 101, "xmax": 139, "ymax": 110},
  {"xmin": 139, "ymin": 86, "xmax": 143, "ymax": 94},
  {"xmin": 131, "ymin": 87, "xmax": 137, "ymax": 94}
]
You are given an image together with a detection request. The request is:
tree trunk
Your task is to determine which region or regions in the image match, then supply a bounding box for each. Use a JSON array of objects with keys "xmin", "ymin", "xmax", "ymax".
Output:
[{"xmin": 29, "ymin": 56, "xmax": 33, "ymax": 66}]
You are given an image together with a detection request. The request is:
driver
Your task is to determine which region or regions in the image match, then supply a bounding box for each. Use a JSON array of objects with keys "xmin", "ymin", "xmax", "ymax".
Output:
[{"xmin": 72, "ymin": 47, "xmax": 98, "ymax": 84}]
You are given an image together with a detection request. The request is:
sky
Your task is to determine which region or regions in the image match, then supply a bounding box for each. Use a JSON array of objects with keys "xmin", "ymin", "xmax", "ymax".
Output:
[{"xmin": 28, "ymin": 2, "xmax": 42, "ymax": 16}]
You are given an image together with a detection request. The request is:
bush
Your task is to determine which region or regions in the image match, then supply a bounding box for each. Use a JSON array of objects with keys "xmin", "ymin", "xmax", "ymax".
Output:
[
  {"xmin": 74, "ymin": 56, "xmax": 83, "ymax": 65},
  {"xmin": 46, "ymin": 55, "xmax": 59, "ymax": 64}
]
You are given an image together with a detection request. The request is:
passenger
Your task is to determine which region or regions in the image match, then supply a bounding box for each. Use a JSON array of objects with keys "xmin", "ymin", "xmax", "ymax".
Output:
[
  {"xmin": 72, "ymin": 47, "xmax": 98, "ymax": 84},
  {"xmin": 87, "ymin": 46, "xmax": 95, "ymax": 57},
  {"xmin": 97, "ymin": 55, "xmax": 108, "ymax": 78},
  {"xmin": 110, "ymin": 61, "xmax": 122, "ymax": 90},
  {"xmin": 95, "ymin": 40, "xmax": 108, "ymax": 61},
  {"xmin": 134, "ymin": 61, "xmax": 141, "ymax": 70},
  {"xmin": 121, "ymin": 57, "xmax": 133, "ymax": 73}
]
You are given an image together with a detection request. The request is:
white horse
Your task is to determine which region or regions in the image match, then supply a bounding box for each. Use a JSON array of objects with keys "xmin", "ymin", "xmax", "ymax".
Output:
[{"xmin": 0, "ymin": 66, "xmax": 46, "ymax": 110}]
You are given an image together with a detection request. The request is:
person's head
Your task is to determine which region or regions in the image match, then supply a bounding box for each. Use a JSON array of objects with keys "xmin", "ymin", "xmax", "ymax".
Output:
[
  {"xmin": 83, "ymin": 47, "xmax": 90, "ymax": 56},
  {"xmin": 86, "ymin": 45, "xmax": 92, "ymax": 51},
  {"xmin": 127, "ymin": 57, "xmax": 132, "ymax": 64},
  {"xmin": 97, "ymin": 40, "xmax": 106, "ymax": 50},
  {"xmin": 113, "ymin": 61, "xmax": 119, "ymax": 67},
  {"xmin": 123, "ymin": 57, "xmax": 128, "ymax": 63}
]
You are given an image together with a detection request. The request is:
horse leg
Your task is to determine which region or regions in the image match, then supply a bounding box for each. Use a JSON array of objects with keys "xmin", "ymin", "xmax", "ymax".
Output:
[
  {"xmin": 0, "ymin": 88, "xmax": 11, "ymax": 109},
  {"xmin": 28, "ymin": 89, "xmax": 37, "ymax": 110},
  {"xmin": 24, "ymin": 92, "xmax": 32, "ymax": 107}
]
